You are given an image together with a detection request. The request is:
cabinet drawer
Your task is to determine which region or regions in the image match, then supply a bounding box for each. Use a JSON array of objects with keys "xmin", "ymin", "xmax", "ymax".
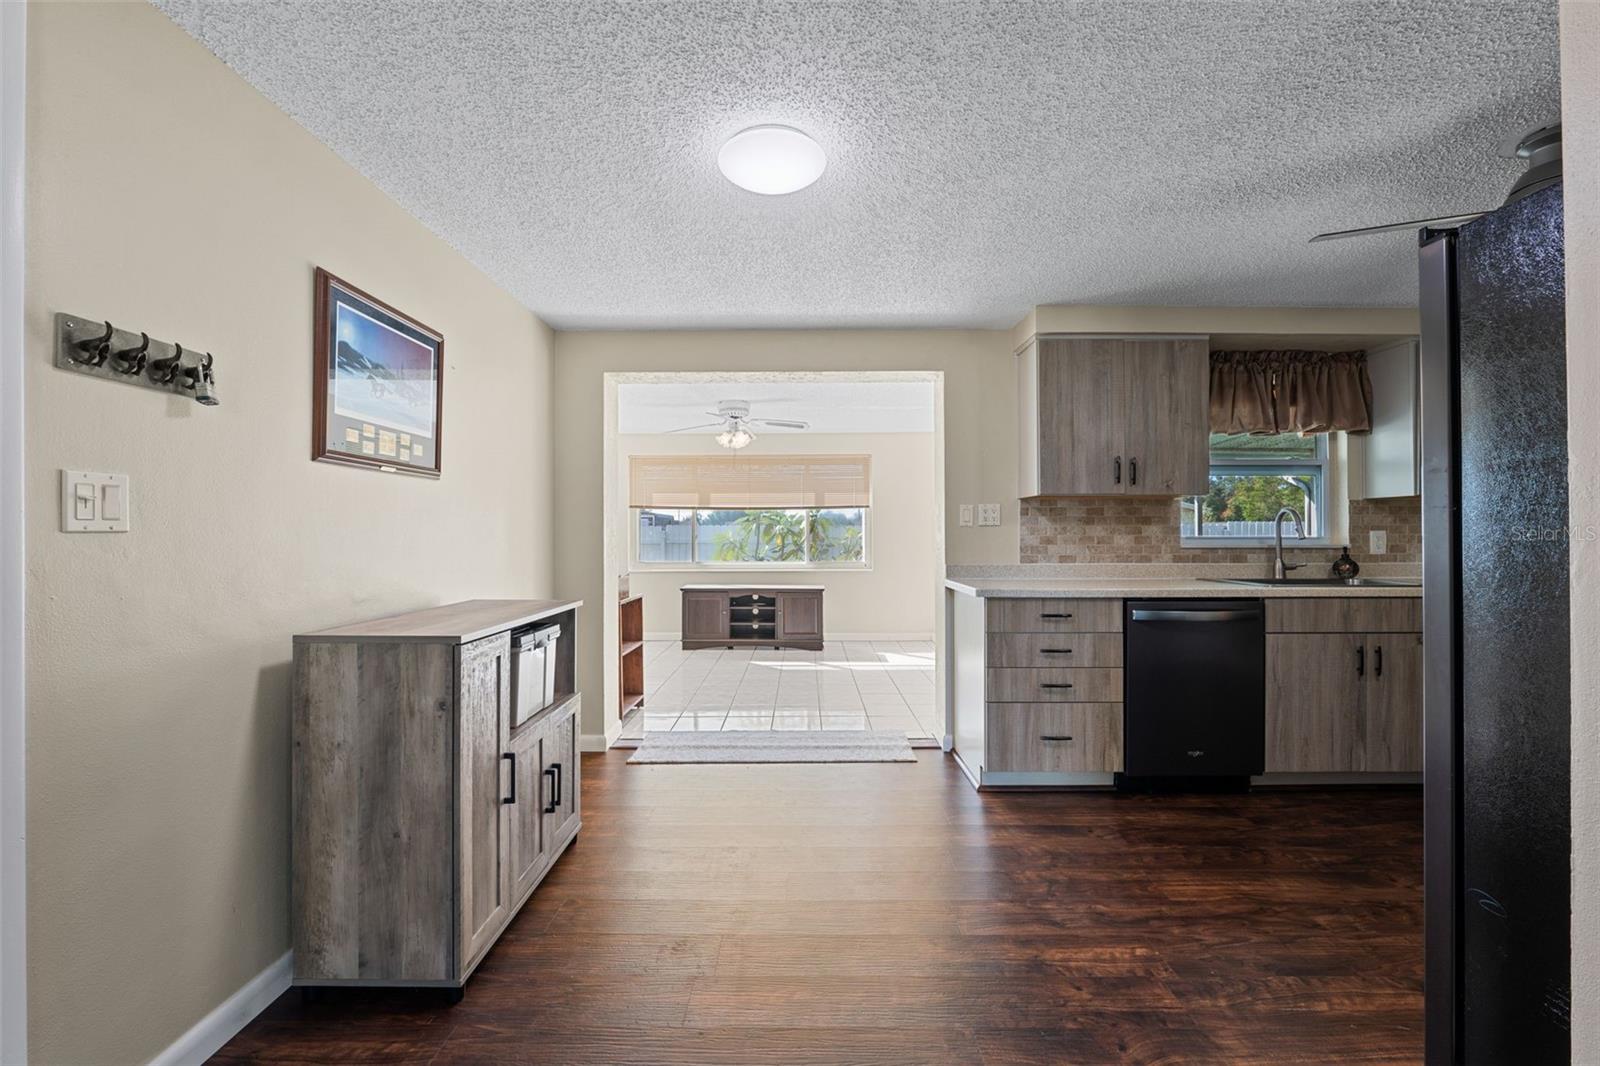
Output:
[
  {"xmin": 986, "ymin": 703, "xmax": 1123, "ymax": 773},
  {"xmin": 985, "ymin": 598, "xmax": 1123, "ymax": 633},
  {"xmin": 986, "ymin": 667, "xmax": 1123, "ymax": 703},
  {"xmin": 986, "ymin": 632, "xmax": 1123, "ymax": 669},
  {"xmin": 1265, "ymin": 597, "xmax": 1421, "ymax": 633}
]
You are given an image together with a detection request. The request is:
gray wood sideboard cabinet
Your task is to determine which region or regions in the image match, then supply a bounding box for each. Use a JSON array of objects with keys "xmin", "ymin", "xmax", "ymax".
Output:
[
  {"xmin": 680, "ymin": 584, "xmax": 825, "ymax": 650},
  {"xmin": 291, "ymin": 598, "xmax": 582, "ymax": 997}
]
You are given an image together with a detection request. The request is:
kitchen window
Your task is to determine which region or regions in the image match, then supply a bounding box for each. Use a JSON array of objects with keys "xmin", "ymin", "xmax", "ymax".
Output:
[
  {"xmin": 1179, "ymin": 432, "xmax": 1328, "ymax": 543},
  {"xmin": 629, "ymin": 453, "xmax": 872, "ymax": 569}
]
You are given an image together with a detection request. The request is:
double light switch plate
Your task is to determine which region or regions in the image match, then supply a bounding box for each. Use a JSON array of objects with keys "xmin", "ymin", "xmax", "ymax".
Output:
[{"xmin": 61, "ymin": 470, "xmax": 130, "ymax": 532}]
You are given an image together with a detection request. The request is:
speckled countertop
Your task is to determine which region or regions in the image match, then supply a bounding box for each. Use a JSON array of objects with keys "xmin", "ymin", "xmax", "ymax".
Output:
[{"xmin": 944, "ymin": 565, "xmax": 1422, "ymax": 599}]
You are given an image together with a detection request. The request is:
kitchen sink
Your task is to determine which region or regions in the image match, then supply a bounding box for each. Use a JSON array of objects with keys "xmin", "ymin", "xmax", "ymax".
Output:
[{"xmin": 1201, "ymin": 576, "xmax": 1422, "ymax": 588}]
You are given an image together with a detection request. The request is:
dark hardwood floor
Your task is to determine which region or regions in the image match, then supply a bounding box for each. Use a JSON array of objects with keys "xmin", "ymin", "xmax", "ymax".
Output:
[{"xmin": 214, "ymin": 750, "xmax": 1422, "ymax": 1065}]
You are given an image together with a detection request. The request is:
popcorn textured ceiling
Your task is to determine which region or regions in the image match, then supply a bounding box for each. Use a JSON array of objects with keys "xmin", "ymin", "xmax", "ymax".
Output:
[{"xmin": 154, "ymin": 0, "xmax": 1560, "ymax": 329}]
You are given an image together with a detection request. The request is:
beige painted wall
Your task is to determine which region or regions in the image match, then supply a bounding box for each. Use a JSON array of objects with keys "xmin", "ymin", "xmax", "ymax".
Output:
[
  {"xmin": 554, "ymin": 337, "xmax": 1018, "ymax": 744},
  {"xmin": 24, "ymin": 4, "xmax": 554, "ymax": 1062},
  {"xmin": 1562, "ymin": 1, "xmax": 1599, "ymax": 1055},
  {"xmin": 619, "ymin": 431, "xmax": 937, "ymax": 638}
]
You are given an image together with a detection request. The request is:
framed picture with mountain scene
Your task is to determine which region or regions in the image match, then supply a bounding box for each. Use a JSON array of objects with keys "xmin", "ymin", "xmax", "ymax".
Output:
[{"xmin": 312, "ymin": 267, "xmax": 444, "ymax": 477}]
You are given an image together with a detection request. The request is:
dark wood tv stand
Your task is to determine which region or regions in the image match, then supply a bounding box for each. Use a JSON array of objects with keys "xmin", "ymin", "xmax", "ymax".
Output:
[{"xmin": 679, "ymin": 584, "xmax": 824, "ymax": 650}]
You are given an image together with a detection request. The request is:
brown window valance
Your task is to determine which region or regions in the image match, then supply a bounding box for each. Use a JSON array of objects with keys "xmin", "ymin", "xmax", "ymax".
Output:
[
  {"xmin": 629, "ymin": 454, "xmax": 872, "ymax": 509},
  {"xmin": 1209, "ymin": 350, "xmax": 1374, "ymax": 435}
]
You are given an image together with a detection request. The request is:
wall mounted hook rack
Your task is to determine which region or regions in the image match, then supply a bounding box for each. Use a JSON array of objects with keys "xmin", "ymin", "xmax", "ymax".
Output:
[{"xmin": 54, "ymin": 313, "xmax": 221, "ymax": 406}]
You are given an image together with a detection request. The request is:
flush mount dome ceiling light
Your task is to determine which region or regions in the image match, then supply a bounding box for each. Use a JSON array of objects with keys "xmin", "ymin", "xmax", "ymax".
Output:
[{"xmin": 717, "ymin": 125, "xmax": 826, "ymax": 195}]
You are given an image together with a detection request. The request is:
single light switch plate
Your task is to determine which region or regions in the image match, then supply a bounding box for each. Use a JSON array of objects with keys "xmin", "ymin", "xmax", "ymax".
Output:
[
  {"xmin": 958, "ymin": 504, "xmax": 975, "ymax": 527},
  {"xmin": 977, "ymin": 503, "xmax": 1002, "ymax": 527},
  {"xmin": 61, "ymin": 470, "xmax": 129, "ymax": 532},
  {"xmin": 1369, "ymin": 529, "xmax": 1387, "ymax": 555}
]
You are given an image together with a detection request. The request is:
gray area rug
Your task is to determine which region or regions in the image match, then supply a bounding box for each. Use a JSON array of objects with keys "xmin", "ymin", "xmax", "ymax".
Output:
[{"xmin": 628, "ymin": 730, "xmax": 916, "ymax": 764}]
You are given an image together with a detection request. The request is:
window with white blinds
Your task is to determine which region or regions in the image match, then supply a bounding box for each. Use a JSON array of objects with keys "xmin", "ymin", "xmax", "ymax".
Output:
[
  {"xmin": 630, "ymin": 454, "xmax": 873, "ymax": 568},
  {"xmin": 628, "ymin": 454, "xmax": 872, "ymax": 510}
]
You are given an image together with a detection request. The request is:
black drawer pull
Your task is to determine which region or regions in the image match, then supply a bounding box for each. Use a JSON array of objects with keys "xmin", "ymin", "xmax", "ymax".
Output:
[
  {"xmin": 1040, "ymin": 612, "xmax": 1073, "ymax": 620},
  {"xmin": 1040, "ymin": 683, "xmax": 1074, "ymax": 690},
  {"xmin": 1040, "ymin": 735, "xmax": 1074, "ymax": 742},
  {"xmin": 1039, "ymin": 648, "xmax": 1072, "ymax": 655},
  {"xmin": 502, "ymin": 753, "xmax": 516, "ymax": 805},
  {"xmin": 1113, "ymin": 455, "xmax": 1121, "ymax": 484},
  {"xmin": 1129, "ymin": 457, "xmax": 1138, "ymax": 486},
  {"xmin": 552, "ymin": 762, "xmax": 563, "ymax": 805},
  {"xmin": 1374, "ymin": 645, "xmax": 1384, "ymax": 677},
  {"xmin": 543, "ymin": 767, "xmax": 558, "ymax": 813}
]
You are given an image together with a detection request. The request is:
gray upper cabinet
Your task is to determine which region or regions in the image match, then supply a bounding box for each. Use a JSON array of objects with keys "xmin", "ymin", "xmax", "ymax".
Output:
[
  {"xmin": 1348, "ymin": 339, "xmax": 1420, "ymax": 500},
  {"xmin": 1018, "ymin": 336, "xmax": 1209, "ymax": 498},
  {"xmin": 1122, "ymin": 339, "xmax": 1211, "ymax": 496}
]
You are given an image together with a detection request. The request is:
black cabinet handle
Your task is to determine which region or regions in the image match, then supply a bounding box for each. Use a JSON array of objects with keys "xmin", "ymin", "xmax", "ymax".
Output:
[
  {"xmin": 502, "ymin": 753, "xmax": 516, "ymax": 805},
  {"xmin": 552, "ymin": 762, "xmax": 563, "ymax": 805},
  {"xmin": 1113, "ymin": 456, "xmax": 1121, "ymax": 484},
  {"xmin": 1040, "ymin": 683, "xmax": 1074, "ymax": 690},
  {"xmin": 1357, "ymin": 645, "xmax": 1365, "ymax": 677},
  {"xmin": 1039, "ymin": 648, "xmax": 1072, "ymax": 655},
  {"xmin": 1040, "ymin": 735, "xmax": 1074, "ymax": 742},
  {"xmin": 1040, "ymin": 612, "xmax": 1073, "ymax": 620},
  {"xmin": 543, "ymin": 767, "xmax": 558, "ymax": 813},
  {"xmin": 1374, "ymin": 646, "xmax": 1384, "ymax": 677},
  {"xmin": 1129, "ymin": 457, "xmax": 1138, "ymax": 486}
]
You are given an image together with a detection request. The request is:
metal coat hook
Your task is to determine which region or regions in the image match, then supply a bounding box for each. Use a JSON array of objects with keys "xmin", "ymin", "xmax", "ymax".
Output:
[
  {"xmin": 73, "ymin": 321, "xmax": 114, "ymax": 367},
  {"xmin": 110, "ymin": 332, "xmax": 149, "ymax": 376},
  {"xmin": 147, "ymin": 342, "xmax": 183, "ymax": 385}
]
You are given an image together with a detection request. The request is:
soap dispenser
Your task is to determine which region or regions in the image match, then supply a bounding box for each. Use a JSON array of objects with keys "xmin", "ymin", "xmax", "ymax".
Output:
[{"xmin": 1331, "ymin": 546, "xmax": 1360, "ymax": 580}]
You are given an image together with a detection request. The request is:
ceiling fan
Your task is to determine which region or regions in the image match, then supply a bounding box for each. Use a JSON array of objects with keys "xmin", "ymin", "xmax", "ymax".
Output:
[
  {"xmin": 667, "ymin": 398, "xmax": 811, "ymax": 450},
  {"xmin": 1309, "ymin": 122, "xmax": 1562, "ymax": 243}
]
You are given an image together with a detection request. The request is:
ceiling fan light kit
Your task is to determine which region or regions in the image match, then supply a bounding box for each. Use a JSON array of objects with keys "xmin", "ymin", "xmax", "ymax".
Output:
[
  {"xmin": 716, "ymin": 426, "xmax": 756, "ymax": 450},
  {"xmin": 666, "ymin": 398, "xmax": 812, "ymax": 450}
]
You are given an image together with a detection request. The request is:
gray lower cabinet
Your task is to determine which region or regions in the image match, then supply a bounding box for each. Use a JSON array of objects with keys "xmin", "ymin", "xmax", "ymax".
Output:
[
  {"xmin": 292, "ymin": 598, "xmax": 582, "ymax": 992},
  {"xmin": 953, "ymin": 590, "xmax": 1423, "ymax": 789},
  {"xmin": 1264, "ymin": 599, "xmax": 1422, "ymax": 773},
  {"xmin": 951, "ymin": 595, "xmax": 1125, "ymax": 787}
]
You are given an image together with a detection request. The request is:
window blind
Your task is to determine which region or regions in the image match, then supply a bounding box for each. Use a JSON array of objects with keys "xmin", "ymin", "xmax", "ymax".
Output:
[{"xmin": 629, "ymin": 454, "xmax": 872, "ymax": 509}]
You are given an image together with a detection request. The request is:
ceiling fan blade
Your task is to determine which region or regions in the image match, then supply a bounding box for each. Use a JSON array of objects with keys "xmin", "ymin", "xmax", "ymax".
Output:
[
  {"xmin": 754, "ymin": 418, "xmax": 810, "ymax": 430},
  {"xmin": 666, "ymin": 422, "xmax": 726, "ymax": 434},
  {"xmin": 1309, "ymin": 211, "xmax": 1489, "ymax": 243}
]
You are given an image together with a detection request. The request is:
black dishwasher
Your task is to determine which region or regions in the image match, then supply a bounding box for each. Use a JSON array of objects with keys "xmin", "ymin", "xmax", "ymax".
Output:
[{"xmin": 1122, "ymin": 599, "xmax": 1264, "ymax": 787}]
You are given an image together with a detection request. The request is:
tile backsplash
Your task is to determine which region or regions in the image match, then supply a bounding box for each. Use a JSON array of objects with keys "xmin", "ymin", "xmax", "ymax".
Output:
[{"xmin": 1019, "ymin": 495, "xmax": 1421, "ymax": 567}]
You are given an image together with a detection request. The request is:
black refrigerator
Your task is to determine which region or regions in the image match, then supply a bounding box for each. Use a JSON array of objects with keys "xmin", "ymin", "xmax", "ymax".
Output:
[{"xmin": 1421, "ymin": 182, "xmax": 1570, "ymax": 1064}]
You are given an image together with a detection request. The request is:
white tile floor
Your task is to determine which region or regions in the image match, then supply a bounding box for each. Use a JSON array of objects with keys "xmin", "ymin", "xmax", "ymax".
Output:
[{"xmin": 619, "ymin": 639, "xmax": 939, "ymax": 741}]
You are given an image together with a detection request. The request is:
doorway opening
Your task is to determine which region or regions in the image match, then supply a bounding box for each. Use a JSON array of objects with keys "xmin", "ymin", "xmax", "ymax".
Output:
[{"xmin": 600, "ymin": 372, "xmax": 946, "ymax": 748}]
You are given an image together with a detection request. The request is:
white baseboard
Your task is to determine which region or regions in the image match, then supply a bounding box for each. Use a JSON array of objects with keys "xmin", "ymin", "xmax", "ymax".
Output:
[
  {"xmin": 644, "ymin": 632, "xmax": 933, "ymax": 644},
  {"xmin": 581, "ymin": 732, "xmax": 611, "ymax": 752},
  {"xmin": 148, "ymin": 950, "xmax": 290, "ymax": 1066}
]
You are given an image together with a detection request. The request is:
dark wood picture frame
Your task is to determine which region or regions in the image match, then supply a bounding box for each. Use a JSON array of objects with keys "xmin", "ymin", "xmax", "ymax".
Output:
[{"xmin": 312, "ymin": 267, "xmax": 445, "ymax": 478}]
